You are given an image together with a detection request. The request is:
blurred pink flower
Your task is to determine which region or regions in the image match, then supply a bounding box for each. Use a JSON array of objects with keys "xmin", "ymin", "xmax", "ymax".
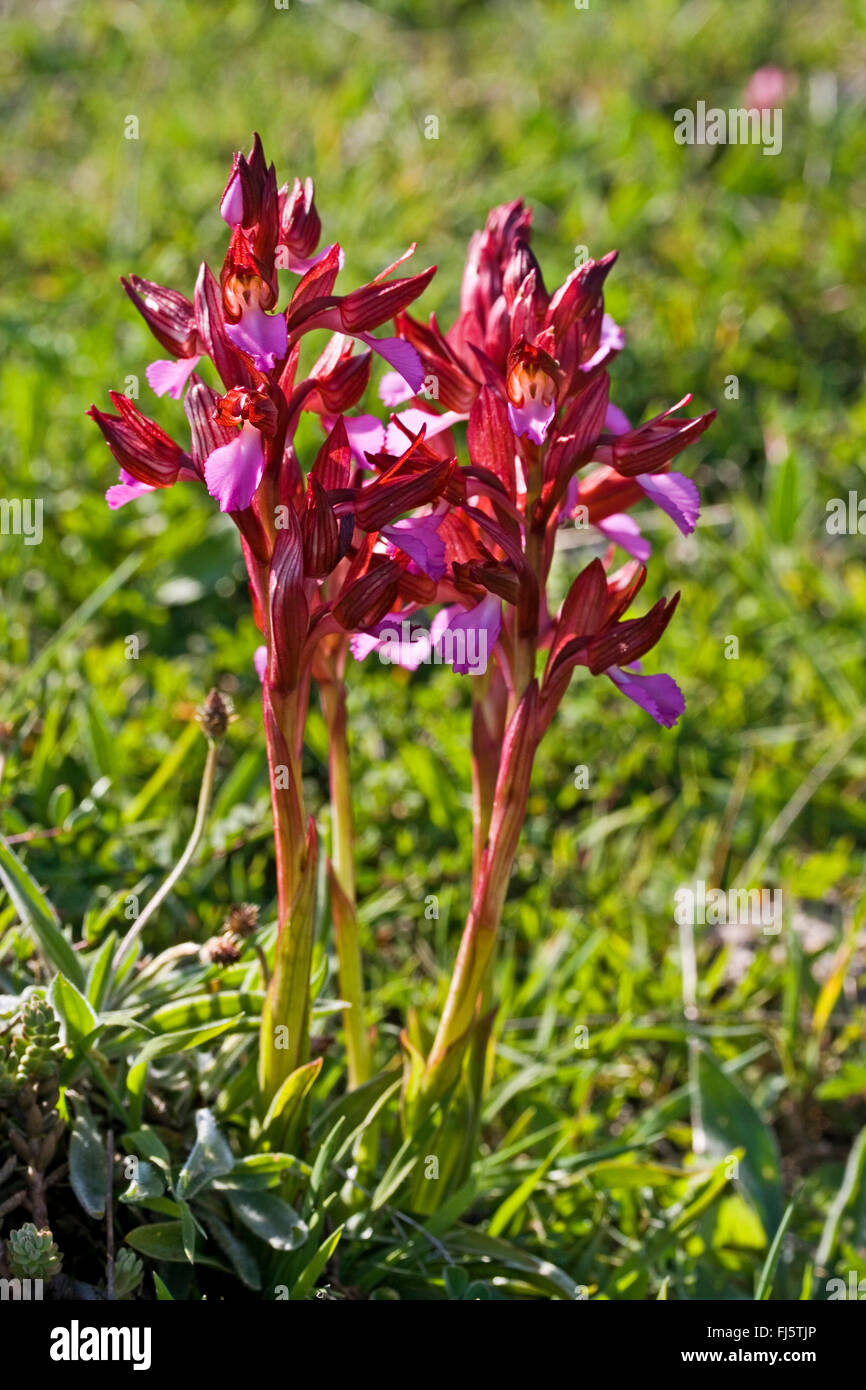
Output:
[{"xmin": 744, "ymin": 66, "xmax": 794, "ymax": 111}]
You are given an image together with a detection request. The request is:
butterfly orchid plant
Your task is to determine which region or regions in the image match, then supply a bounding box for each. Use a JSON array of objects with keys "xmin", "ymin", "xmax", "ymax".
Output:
[{"xmin": 90, "ymin": 136, "xmax": 712, "ymax": 1187}]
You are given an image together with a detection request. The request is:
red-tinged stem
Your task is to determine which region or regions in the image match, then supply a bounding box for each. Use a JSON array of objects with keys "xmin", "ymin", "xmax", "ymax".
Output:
[
  {"xmin": 249, "ymin": 551, "xmax": 307, "ymax": 907},
  {"xmin": 263, "ymin": 684, "xmax": 306, "ymax": 911},
  {"xmin": 422, "ymin": 682, "xmax": 539, "ymax": 1105},
  {"xmin": 471, "ymin": 666, "xmax": 507, "ymax": 892},
  {"xmin": 258, "ymin": 677, "xmax": 315, "ymax": 1103},
  {"xmin": 320, "ymin": 676, "xmax": 372, "ymax": 1090},
  {"xmin": 421, "ymin": 450, "xmax": 549, "ymax": 1118},
  {"xmin": 248, "ymin": 545, "xmax": 317, "ymax": 1105}
]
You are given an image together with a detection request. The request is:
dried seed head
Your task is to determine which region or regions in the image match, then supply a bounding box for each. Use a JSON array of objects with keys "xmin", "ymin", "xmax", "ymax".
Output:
[
  {"xmin": 225, "ymin": 902, "xmax": 259, "ymax": 937},
  {"xmin": 204, "ymin": 932, "xmax": 241, "ymax": 966},
  {"xmin": 198, "ymin": 689, "xmax": 233, "ymax": 740}
]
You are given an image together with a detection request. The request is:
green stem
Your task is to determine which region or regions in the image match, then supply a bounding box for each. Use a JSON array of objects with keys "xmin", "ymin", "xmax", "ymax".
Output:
[
  {"xmin": 321, "ymin": 679, "xmax": 371, "ymax": 1090},
  {"xmin": 258, "ymin": 680, "xmax": 315, "ymax": 1103},
  {"xmin": 259, "ymin": 821, "xmax": 317, "ymax": 1103},
  {"xmin": 113, "ymin": 738, "xmax": 220, "ymax": 972}
]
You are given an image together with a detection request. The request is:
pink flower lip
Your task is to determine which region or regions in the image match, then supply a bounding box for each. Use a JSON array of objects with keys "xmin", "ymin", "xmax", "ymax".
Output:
[
  {"xmin": 147, "ymin": 355, "xmax": 202, "ymax": 400},
  {"xmin": 106, "ymin": 471, "xmax": 157, "ymax": 510},
  {"xmin": 204, "ymin": 420, "xmax": 266, "ymax": 512},
  {"xmin": 357, "ymin": 333, "xmax": 425, "ymax": 393},
  {"xmin": 430, "ymin": 593, "xmax": 501, "ymax": 675},
  {"xmin": 382, "ymin": 514, "xmax": 446, "ymax": 580},
  {"xmin": 225, "ymin": 302, "xmax": 288, "ymax": 372},
  {"xmin": 607, "ymin": 666, "xmax": 684, "ymax": 728},
  {"xmin": 253, "ymin": 644, "xmax": 268, "ymax": 683},
  {"xmin": 596, "ymin": 512, "xmax": 651, "ymax": 563},
  {"xmin": 637, "ymin": 471, "xmax": 700, "ymax": 535},
  {"xmin": 507, "ymin": 395, "xmax": 555, "ymax": 446},
  {"xmin": 505, "ymin": 352, "xmax": 558, "ymax": 444}
]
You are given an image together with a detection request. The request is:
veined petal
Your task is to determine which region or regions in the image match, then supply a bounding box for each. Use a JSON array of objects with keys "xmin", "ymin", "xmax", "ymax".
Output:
[
  {"xmin": 607, "ymin": 666, "xmax": 684, "ymax": 728},
  {"xmin": 637, "ymin": 471, "xmax": 700, "ymax": 535},
  {"xmin": 278, "ymin": 175, "xmax": 323, "ymax": 260},
  {"xmin": 276, "ymin": 241, "xmax": 344, "ymax": 275},
  {"xmin": 122, "ymin": 275, "xmax": 197, "ymax": 358},
  {"xmin": 204, "ymin": 421, "xmax": 266, "ymax": 512},
  {"xmin": 226, "ymin": 303, "xmax": 288, "ymax": 371},
  {"xmin": 339, "ymin": 263, "xmax": 434, "ymax": 333},
  {"xmin": 357, "ymin": 333, "xmax": 425, "ymax": 393},
  {"xmin": 334, "ymin": 557, "xmax": 404, "ymax": 630},
  {"xmin": 354, "ymin": 453, "xmax": 455, "ymax": 530},
  {"xmin": 88, "ymin": 394, "xmax": 186, "ymax": 487},
  {"xmin": 611, "ymin": 400, "xmax": 716, "ymax": 477},
  {"xmin": 268, "ymin": 510, "xmax": 308, "ymax": 689},
  {"xmin": 302, "ymin": 476, "xmax": 340, "ymax": 577},
  {"xmin": 147, "ymin": 354, "xmax": 202, "ymax": 400},
  {"xmin": 596, "ymin": 512, "xmax": 651, "ymax": 562},
  {"xmin": 586, "ymin": 594, "xmax": 679, "ymax": 675}
]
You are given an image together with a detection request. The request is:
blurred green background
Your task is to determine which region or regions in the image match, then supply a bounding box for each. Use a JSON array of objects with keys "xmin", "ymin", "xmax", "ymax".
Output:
[{"xmin": 1, "ymin": 0, "xmax": 865, "ymax": 1298}]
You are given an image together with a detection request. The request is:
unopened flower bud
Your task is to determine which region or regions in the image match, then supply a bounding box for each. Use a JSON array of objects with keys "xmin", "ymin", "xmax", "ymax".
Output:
[
  {"xmin": 214, "ymin": 386, "xmax": 278, "ymax": 437},
  {"xmin": 198, "ymin": 689, "xmax": 233, "ymax": 741}
]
